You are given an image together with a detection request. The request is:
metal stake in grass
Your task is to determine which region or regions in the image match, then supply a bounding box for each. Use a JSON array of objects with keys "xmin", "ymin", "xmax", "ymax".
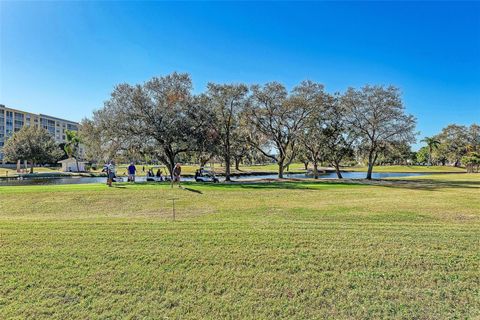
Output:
[{"xmin": 168, "ymin": 198, "xmax": 179, "ymax": 221}]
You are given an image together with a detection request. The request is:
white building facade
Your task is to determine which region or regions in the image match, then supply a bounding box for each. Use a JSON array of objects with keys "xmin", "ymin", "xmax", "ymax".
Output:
[
  {"xmin": 0, "ymin": 104, "xmax": 82, "ymax": 163},
  {"xmin": 58, "ymin": 158, "xmax": 87, "ymax": 172}
]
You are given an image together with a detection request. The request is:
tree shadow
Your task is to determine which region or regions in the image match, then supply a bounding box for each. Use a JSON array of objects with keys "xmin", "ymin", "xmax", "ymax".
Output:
[
  {"xmin": 201, "ymin": 179, "xmax": 361, "ymax": 191},
  {"xmin": 132, "ymin": 176, "xmax": 479, "ymax": 192},
  {"xmin": 187, "ymin": 176, "xmax": 480, "ymax": 191},
  {"xmin": 347, "ymin": 177, "xmax": 480, "ymax": 191},
  {"xmin": 181, "ymin": 186, "xmax": 203, "ymax": 194}
]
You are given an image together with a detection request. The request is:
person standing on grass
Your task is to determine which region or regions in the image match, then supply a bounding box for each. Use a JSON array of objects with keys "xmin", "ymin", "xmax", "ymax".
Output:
[
  {"xmin": 105, "ymin": 160, "xmax": 116, "ymax": 187},
  {"xmin": 173, "ymin": 163, "xmax": 182, "ymax": 186},
  {"xmin": 127, "ymin": 162, "xmax": 137, "ymax": 182}
]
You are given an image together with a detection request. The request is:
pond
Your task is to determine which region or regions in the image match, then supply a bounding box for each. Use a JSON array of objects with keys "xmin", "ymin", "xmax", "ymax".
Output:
[{"xmin": 0, "ymin": 171, "xmax": 430, "ymax": 186}]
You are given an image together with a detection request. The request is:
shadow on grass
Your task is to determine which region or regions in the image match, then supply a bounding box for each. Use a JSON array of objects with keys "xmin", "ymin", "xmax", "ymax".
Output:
[
  {"xmin": 196, "ymin": 179, "xmax": 362, "ymax": 191},
  {"xmin": 181, "ymin": 187, "xmax": 203, "ymax": 194},
  {"xmin": 130, "ymin": 176, "xmax": 479, "ymax": 192},
  {"xmin": 199, "ymin": 177, "xmax": 480, "ymax": 191},
  {"xmin": 351, "ymin": 178, "xmax": 480, "ymax": 191}
]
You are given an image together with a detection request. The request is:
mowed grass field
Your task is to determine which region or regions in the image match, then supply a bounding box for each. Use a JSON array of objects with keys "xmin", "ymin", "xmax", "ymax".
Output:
[{"xmin": 0, "ymin": 174, "xmax": 479, "ymax": 319}]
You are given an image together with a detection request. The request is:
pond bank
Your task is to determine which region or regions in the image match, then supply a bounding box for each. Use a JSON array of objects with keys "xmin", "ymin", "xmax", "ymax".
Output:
[{"xmin": 0, "ymin": 171, "xmax": 441, "ymax": 186}]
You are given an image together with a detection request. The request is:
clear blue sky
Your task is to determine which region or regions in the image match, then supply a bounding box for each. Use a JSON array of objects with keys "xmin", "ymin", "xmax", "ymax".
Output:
[{"xmin": 1, "ymin": 1, "xmax": 479, "ymax": 148}]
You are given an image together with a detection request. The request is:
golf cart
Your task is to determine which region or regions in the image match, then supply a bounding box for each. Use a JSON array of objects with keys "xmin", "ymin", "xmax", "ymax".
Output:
[
  {"xmin": 146, "ymin": 165, "xmax": 168, "ymax": 182},
  {"xmin": 195, "ymin": 168, "xmax": 219, "ymax": 183}
]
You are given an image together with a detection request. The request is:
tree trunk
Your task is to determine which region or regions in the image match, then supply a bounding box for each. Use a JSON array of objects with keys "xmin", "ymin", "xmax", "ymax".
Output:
[
  {"xmin": 168, "ymin": 155, "xmax": 175, "ymax": 189},
  {"xmin": 333, "ymin": 161, "xmax": 343, "ymax": 179},
  {"xmin": 162, "ymin": 147, "xmax": 176, "ymax": 187},
  {"xmin": 235, "ymin": 157, "xmax": 240, "ymax": 171},
  {"xmin": 30, "ymin": 161, "xmax": 34, "ymax": 174},
  {"xmin": 171, "ymin": 161, "xmax": 176, "ymax": 178},
  {"xmin": 200, "ymin": 158, "xmax": 208, "ymax": 168},
  {"xmin": 366, "ymin": 149, "xmax": 375, "ymax": 180},
  {"xmin": 303, "ymin": 162, "xmax": 309, "ymax": 170},
  {"xmin": 278, "ymin": 158, "xmax": 284, "ymax": 179},
  {"xmin": 313, "ymin": 162, "xmax": 319, "ymax": 179},
  {"xmin": 366, "ymin": 162, "xmax": 374, "ymax": 180},
  {"xmin": 225, "ymin": 153, "xmax": 231, "ymax": 182},
  {"xmin": 75, "ymin": 157, "xmax": 80, "ymax": 172}
]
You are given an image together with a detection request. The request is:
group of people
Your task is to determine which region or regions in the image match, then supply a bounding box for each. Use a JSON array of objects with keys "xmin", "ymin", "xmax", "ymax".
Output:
[
  {"xmin": 146, "ymin": 168, "xmax": 164, "ymax": 181},
  {"xmin": 103, "ymin": 161, "xmax": 182, "ymax": 187}
]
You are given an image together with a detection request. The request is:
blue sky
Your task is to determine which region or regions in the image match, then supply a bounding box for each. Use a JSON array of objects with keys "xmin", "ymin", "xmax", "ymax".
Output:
[{"xmin": 1, "ymin": 1, "xmax": 479, "ymax": 149}]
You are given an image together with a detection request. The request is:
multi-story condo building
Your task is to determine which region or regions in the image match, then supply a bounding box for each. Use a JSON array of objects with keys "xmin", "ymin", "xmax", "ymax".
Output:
[{"xmin": 0, "ymin": 104, "xmax": 81, "ymax": 163}]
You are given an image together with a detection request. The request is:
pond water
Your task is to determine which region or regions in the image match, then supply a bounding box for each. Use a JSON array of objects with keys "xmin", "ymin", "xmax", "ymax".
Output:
[
  {"xmin": 233, "ymin": 171, "xmax": 429, "ymax": 180},
  {"xmin": 0, "ymin": 171, "xmax": 430, "ymax": 186}
]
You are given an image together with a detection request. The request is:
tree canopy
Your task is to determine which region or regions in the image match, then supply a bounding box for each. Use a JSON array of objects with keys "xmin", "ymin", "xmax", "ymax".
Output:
[
  {"xmin": 203, "ymin": 83, "xmax": 249, "ymax": 181},
  {"xmin": 246, "ymin": 81, "xmax": 321, "ymax": 178},
  {"xmin": 81, "ymin": 72, "xmax": 480, "ymax": 179},
  {"xmin": 89, "ymin": 72, "xmax": 212, "ymax": 176},
  {"xmin": 342, "ymin": 85, "xmax": 416, "ymax": 179},
  {"xmin": 3, "ymin": 126, "xmax": 63, "ymax": 173}
]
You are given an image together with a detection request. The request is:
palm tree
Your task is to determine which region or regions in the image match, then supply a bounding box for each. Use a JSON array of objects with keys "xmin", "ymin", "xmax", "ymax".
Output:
[
  {"xmin": 64, "ymin": 130, "xmax": 81, "ymax": 172},
  {"xmin": 421, "ymin": 136, "xmax": 441, "ymax": 165}
]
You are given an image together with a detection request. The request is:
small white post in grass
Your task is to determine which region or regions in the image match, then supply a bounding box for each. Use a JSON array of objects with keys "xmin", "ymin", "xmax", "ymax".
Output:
[{"xmin": 168, "ymin": 198, "xmax": 179, "ymax": 221}]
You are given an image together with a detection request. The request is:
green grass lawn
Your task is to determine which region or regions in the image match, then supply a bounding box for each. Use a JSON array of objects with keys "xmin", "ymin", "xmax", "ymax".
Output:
[
  {"xmin": 0, "ymin": 166, "xmax": 63, "ymax": 176},
  {"xmin": 1, "ymin": 174, "xmax": 479, "ymax": 319}
]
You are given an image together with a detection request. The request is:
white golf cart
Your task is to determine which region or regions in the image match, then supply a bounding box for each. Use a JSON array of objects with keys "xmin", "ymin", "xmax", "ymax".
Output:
[{"xmin": 194, "ymin": 168, "xmax": 220, "ymax": 183}]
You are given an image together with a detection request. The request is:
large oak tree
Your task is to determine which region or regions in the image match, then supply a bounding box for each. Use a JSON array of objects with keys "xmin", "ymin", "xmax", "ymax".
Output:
[
  {"xmin": 3, "ymin": 126, "xmax": 63, "ymax": 173},
  {"xmin": 93, "ymin": 72, "xmax": 212, "ymax": 177},
  {"xmin": 246, "ymin": 81, "xmax": 320, "ymax": 178},
  {"xmin": 304, "ymin": 93, "xmax": 357, "ymax": 179},
  {"xmin": 203, "ymin": 83, "xmax": 249, "ymax": 181},
  {"xmin": 342, "ymin": 85, "xmax": 416, "ymax": 179}
]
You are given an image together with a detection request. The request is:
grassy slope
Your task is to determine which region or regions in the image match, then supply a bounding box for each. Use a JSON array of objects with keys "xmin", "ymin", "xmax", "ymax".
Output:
[{"xmin": 0, "ymin": 175, "xmax": 479, "ymax": 319}]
